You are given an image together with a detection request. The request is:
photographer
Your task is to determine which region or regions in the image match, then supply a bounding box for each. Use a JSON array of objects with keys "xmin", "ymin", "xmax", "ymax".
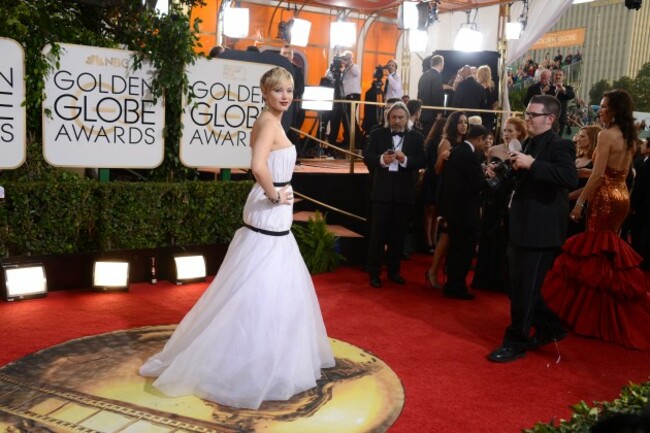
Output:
[
  {"xmin": 488, "ymin": 95, "xmax": 578, "ymax": 363},
  {"xmin": 383, "ymin": 59, "xmax": 403, "ymax": 100},
  {"xmin": 326, "ymin": 50, "xmax": 361, "ymax": 147}
]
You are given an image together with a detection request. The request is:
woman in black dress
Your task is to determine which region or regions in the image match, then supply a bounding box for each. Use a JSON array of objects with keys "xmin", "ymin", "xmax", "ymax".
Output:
[{"xmin": 421, "ymin": 117, "xmax": 447, "ymax": 254}]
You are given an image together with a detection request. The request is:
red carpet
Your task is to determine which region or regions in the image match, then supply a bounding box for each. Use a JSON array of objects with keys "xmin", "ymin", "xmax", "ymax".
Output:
[{"xmin": 1, "ymin": 253, "xmax": 648, "ymax": 433}]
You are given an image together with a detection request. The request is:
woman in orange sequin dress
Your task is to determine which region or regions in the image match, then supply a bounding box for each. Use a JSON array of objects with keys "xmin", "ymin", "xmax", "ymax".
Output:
[{"xmin": 542, "ymin": 89, "xmax": 650, "ymax": 350}]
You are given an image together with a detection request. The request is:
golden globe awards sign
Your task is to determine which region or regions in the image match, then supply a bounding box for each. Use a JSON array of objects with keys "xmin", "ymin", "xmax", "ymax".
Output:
[
  {"xmin": 180, "ymin": 58, "xmax": 271, "ymax": 168},
  {"xmin": 0, "ymin": 37, "xmax": 26, "ymax": 169},
  {"xmin": 42, "ymin": 43, "xmax": 164, "ymax": 168}
]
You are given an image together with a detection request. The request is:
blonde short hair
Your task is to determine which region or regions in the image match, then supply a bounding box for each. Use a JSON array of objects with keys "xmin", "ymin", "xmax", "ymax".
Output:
[
  {"xmin": 260, "ymin": 66, "xmax": 294, "ymax": 94},
  {"xmin": 468, "ymin": 115, "xmax": 482, "ymax": 125}
]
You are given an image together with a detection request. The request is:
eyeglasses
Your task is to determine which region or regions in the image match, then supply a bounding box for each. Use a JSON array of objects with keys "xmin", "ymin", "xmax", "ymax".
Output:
[{"xmin": 524, "ymin": 111, "xmax": 550, "ymax": 119}]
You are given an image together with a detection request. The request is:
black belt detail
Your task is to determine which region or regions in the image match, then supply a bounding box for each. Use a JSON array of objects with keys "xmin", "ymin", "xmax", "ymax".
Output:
[
  {"xmin": 244, "ymin": 223, "xmax": 291, "ymax": 236},
  {"xmin": 273, "ymin": 181, "xmax": 291, "ymax": 187}
]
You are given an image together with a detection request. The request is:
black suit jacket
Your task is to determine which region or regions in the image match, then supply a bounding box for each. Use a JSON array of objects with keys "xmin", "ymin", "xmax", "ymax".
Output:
[
  {"xmin": 363, "ymin": 128, "xmax": 426, "ymax": 205},
  {"xmin": 509, "ymin": 130, "xmax": 578, "ymax": 248},
  {"xmin": 439, "ymin": 142, "xmax": 484, "ymax": 234},
  {"xmin": 418, "ymin": 68, "xmax": 444, "ymax": 123},
  {"xmin": 452, "ymin": 77, "xmax": 486, "ymax": 117}
]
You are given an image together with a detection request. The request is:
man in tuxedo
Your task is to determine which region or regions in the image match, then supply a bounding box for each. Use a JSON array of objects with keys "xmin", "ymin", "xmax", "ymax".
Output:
[
  {"xmin": 439, "ymin": 124, "xmax": 488, "ymax": 300},
  {"xmin": 363, "ymin": 102, "xmax": 426, "ymax": 288},
  {"xmin": 417, "ymin": 54, "xmax": 445, "ymax": 138},
  {"xmin": 522, "ymin": 69, "xmax": 552, "ymax": 107},
  {"xmin": 488, "ymin": 95, "xmax": 578, "ymax": 363}
]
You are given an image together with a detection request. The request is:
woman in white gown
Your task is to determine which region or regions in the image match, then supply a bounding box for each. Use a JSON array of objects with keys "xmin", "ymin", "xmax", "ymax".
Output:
[{"xmin": 139, "ymin": 66, "xmax": 335, "ymax": 409}]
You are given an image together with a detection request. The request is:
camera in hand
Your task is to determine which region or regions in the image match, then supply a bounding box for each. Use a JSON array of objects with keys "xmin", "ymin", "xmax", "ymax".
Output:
[{"xmin": 486, "ymin": 159, "xmax": 516, "ymax": 192}]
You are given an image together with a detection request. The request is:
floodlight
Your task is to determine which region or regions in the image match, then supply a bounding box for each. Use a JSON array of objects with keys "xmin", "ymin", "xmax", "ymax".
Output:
[
  {"xmin": 93, "ymin": 260, "xmax": 130, "ymax": 292},
  {"xmin": 505, "ymin": 22, "xmax": 523, "ymax": 40},
  {"xmin": 2, "ymin": 263, "xmax": 47, "ymax": 301},
  {"xmin": 454, "ymin": 27, "xmax": 484, "ymax": 52},
  {"xmin": 174, "ymin": 255, "xmax": 207, "ymax": 284},
  {"xmin": 302, "ymin": 86, "xmax": 335, "ymax": 111},
  {"xmin": 224, "ymin": 7, "xmax": 249, "ymax": 38},
  {"xmin": 290, "ymin": 18, "xmax": 311, "ymax": 47},
  {"xmin": 330, "ymin": 21, "xmax": 356, "ymax": 47},
  {"xmin": 400, "ymin": 1, "xmax": 420, "ymax": 30},
  {"xmin": 409, "ymin": 29, "xmax": 428, "ymax": 52}
]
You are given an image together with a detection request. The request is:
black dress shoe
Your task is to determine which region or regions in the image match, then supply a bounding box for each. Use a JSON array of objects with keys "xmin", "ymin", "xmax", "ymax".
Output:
[
  {"xmin": 487, "ymin": 346, "xmax": 526, "ymax": 363},
  {"xmin": 527, "ymin": 330, "xmax": 568, "ymax": 350},
  {"xmin": 443, "ymin": 291, "xmax": 475, "ymax": 300},
  {"xmin": 388, "ymin": 273, "xmax": 406, "ymax": 284},
  {"xmin": 369, "ymin": 276, "xmax": 382, "ymax": 288}
]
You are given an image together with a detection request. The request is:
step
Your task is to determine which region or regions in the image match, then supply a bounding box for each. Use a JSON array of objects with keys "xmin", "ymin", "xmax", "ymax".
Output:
[{"xmin": 293, "ymin": 211, "xmax": 363, "ymax": 238}]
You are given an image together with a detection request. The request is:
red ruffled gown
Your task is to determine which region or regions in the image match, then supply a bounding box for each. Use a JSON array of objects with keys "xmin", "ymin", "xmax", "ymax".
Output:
[{"xmin": 543, "ymin": 166, "xmax": 650, "ymax": 349}]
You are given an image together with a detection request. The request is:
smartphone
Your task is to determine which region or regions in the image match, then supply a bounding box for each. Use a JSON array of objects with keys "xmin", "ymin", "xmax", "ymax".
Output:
[{"xmin": 386, "ymin": 150, "xmax": 395, "ymax": 155}]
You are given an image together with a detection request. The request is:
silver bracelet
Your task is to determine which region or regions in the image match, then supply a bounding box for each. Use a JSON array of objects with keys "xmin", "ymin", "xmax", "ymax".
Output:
[{"xmin": 266, "ymin": 191, "xmax": 281, "ymax": 204}]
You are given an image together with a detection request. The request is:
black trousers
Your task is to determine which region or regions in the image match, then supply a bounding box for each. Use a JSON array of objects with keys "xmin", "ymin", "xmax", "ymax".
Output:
[
  {"xmin": 444, "ymin": 221, "xmax": 476, "ymax": 295},
  {"xmin": 503, "ymin": 243, "xmax": 565, "ymax": 349},
  {"xmin": 329, "ymin": 93, "xmax": 360, "ymax": 146},
  {"xmin": 367, "ymin": 201, "xmax": 411, "ymax": 277}
]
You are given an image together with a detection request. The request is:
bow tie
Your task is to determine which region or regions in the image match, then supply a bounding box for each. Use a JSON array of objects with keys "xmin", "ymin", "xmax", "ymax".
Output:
[{"xmin": 391, "ymin": 131, "xmax": 404, "ymax": 137}]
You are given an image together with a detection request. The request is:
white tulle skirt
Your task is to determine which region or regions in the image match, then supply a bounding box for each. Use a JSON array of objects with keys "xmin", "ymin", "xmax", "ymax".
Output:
[{"xmin": 139, "ymin": 226, "xmax": 335, "ymax": 409}]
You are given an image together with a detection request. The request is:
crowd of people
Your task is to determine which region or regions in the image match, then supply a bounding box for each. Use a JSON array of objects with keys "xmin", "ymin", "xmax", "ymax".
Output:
[
  {"xmin": 508, "ymin": 49, "xmax": 582, "ymax": 88},
  {"xmin": 357, "ymin": 53, "xmax": 649, "ymax": 358},
  {"xmin": 135, "ymin": 43, "xmax": 649, "ymax": 410}
]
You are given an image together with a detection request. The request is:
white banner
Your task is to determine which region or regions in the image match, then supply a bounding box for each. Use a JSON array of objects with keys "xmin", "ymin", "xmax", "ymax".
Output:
[
  {"xmin": 181, "ymin": 58, "xmax": 272, "ymax": 168},
  {"xmin": 0, "ymin": 37, "xmax": 26, "ymax": 169},
  {"xmin": 42, "ymin": 43, "xmax": 165, "ymax": 168}
]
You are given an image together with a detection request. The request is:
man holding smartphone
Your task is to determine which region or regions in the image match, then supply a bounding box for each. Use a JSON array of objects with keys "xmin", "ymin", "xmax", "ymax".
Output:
[{"xmin": 363, "ymin": 102, "xmax": 426, "ymax": 288}]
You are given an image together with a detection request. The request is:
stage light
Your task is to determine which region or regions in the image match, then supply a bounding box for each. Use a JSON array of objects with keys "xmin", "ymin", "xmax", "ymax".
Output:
[
  {"xmin": 400, "ymin": 1, "xmax": 420, "ymax": 30},
  {"xmin": 507, "ymin": 0, "xmax": 529, "ymax": 40},
  {"xmin": 302, "ymin": 86, "xmax": 335, "ymax": 111},
  {"xmin": 93, "ymin": 261, "xmax": 130, "ymax": 292},
  {"xmin": 454, "ymin": 27, "xmax": 484, "ymax": 52},
  {"xmin": 454, "ymin": 9, "xmax": 483, "ymax": 52},
  {"xmin": 330, "ymin": 21, "xmax": 356, "ymax": 47},
  {"xmin": 409, "ymin": 29, "xmax": 428, "ymax": 52},
  {"xmin": 174, "ymin": 255, "xmax": 206, "ymax": 284},
  {"xmin": 290, "ymin": 18, "xmax": 311, "ymax": 47},
  {"xmin": 505, "ymin": 22, "xmax": 523, "ymax": 40},
  {"xmin": 224, "ymin": 7, "xmax": 249, "ymax": 38},
  {"xmin": 2, "ymin": 263, "xmax": 47, "ymax": 301}
]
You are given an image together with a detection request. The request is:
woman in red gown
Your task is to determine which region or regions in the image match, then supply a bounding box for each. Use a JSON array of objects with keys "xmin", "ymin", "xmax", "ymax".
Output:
[{"xmin": 543, "ymin": 89, "xmax": 650, "ymax": 350}]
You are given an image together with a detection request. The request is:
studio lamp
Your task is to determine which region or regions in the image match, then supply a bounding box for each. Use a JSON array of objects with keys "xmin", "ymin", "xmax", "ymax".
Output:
[
  {"xmin": 506, "ymin": 0, "xmax": 528, "ymax": 40},
  {"xmin": 290, "ymin": 18, "xmax": 311, "ymax": 47},
  {"xmin": 302, "ymin": 86, "xmax": 335, "ymax": 111},
  {"xmin": 2, "ymin": 262, "xmax": 47, "ymax": 301},
  {"xmin": 93, "ymin": 260, "xmax": 130, "ymax": 292},
  {"xmin": 505, "ymin": 22, "xmax": 523, "ymax": 40},
  {"xmin": 409, "ymin": 29, "xmax": 428, "ymax": 53},
  {"xmin": 454, "ymin": 10, "xmax": 484, "ymax": 52},
  {"xmin": 330, "ymin": 21, "xmax": 356, "ymax": 47},
  {"xmin": 174, "ymin": 255, "xmax": 207, "ymax": 285},
  {"xmin": 400, "ymin": 1, "xmax": 420, "ymax": 30},
  {"xmin": 454, "ymin": 26, "xmax": 484, "ymax": 52},
  {"xmin": 223, "ymin": 6, "xmax": 249, "ymax": 38}
]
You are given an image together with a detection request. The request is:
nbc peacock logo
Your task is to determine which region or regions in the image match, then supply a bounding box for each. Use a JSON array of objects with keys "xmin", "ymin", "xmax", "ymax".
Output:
[{"xmin": 85, "ymin": 54, "xmax": 129, "ymax": 68}]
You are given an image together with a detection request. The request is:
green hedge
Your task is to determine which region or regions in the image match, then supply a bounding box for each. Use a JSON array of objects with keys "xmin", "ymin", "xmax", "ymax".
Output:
[{"xmin": 0, "ymin": 180, "xmax": 253, "ymax": 257}]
